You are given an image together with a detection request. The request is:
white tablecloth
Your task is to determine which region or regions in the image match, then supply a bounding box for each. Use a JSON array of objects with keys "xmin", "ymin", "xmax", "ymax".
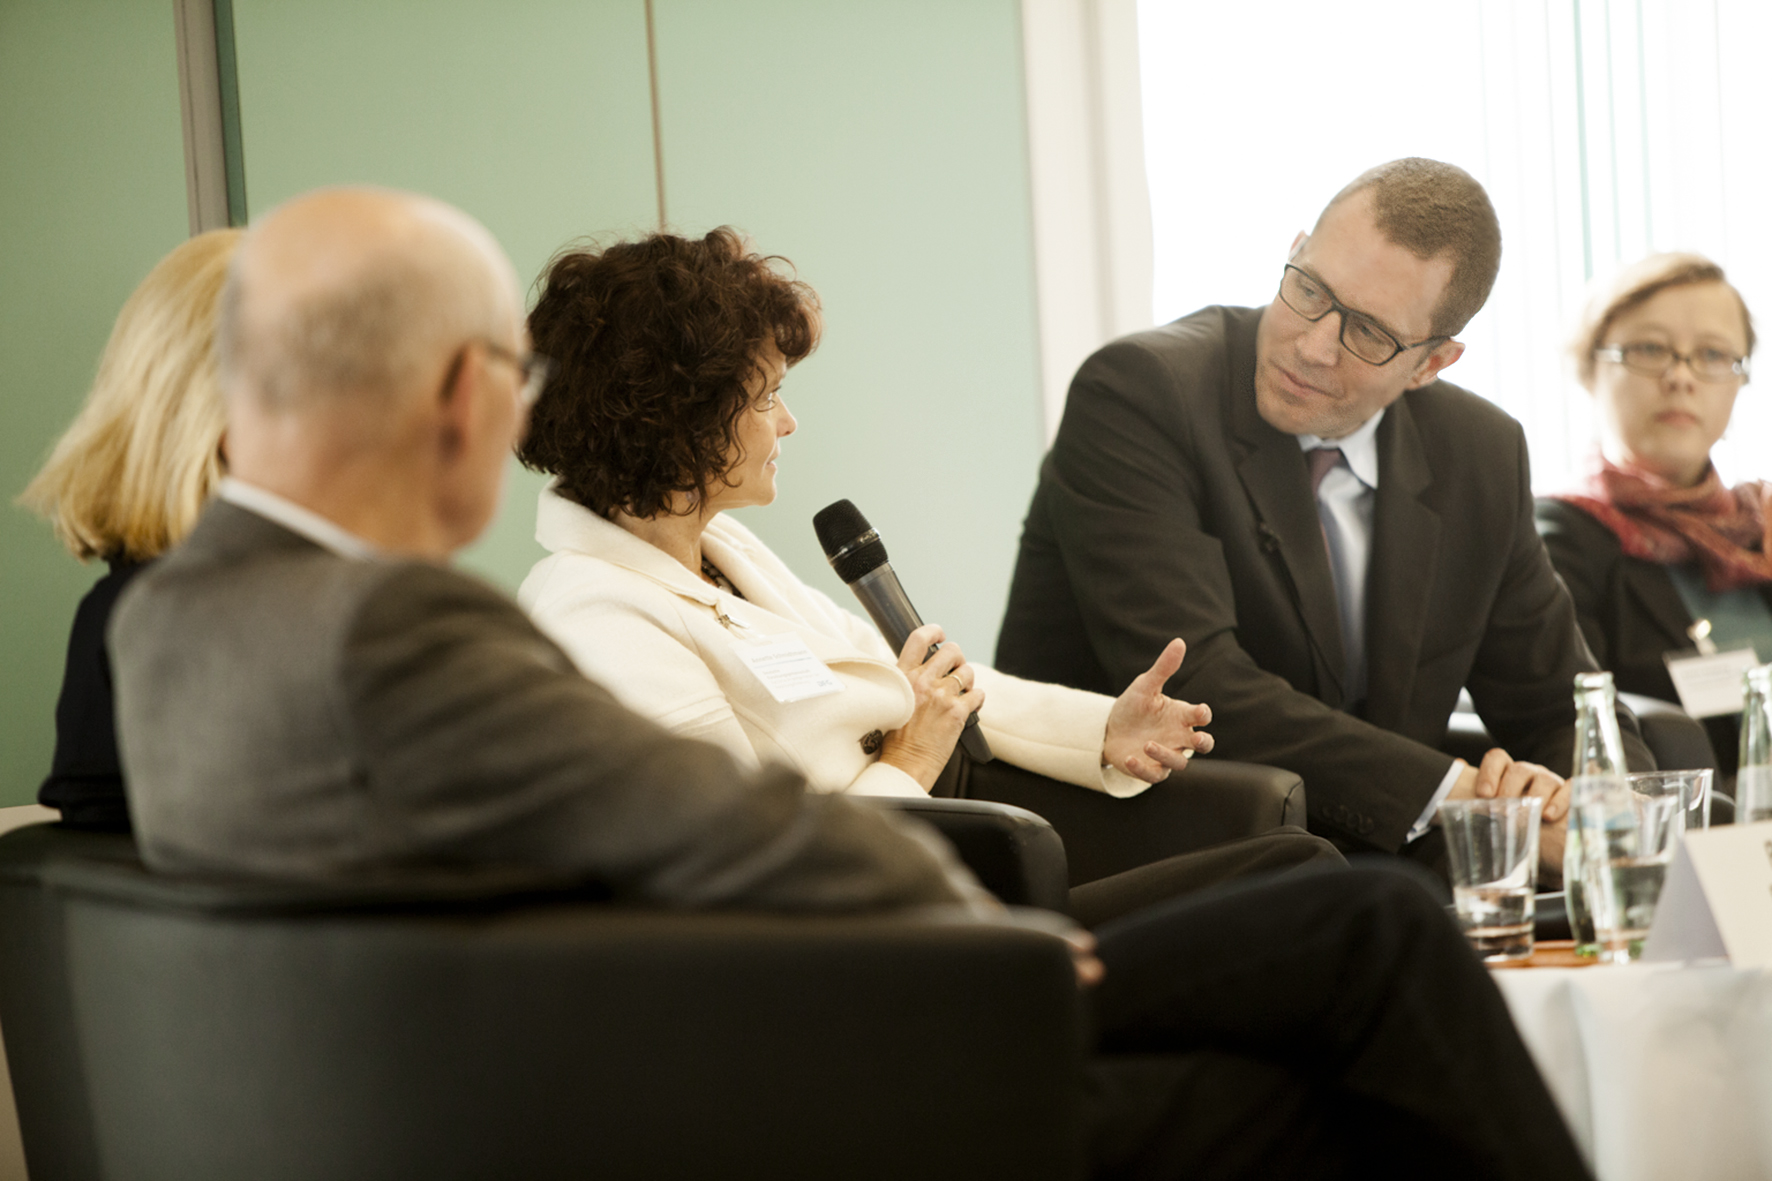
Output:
[{"xmin": 1492, "ymin": 961, "xmax": 1772, "ymax": 1180}]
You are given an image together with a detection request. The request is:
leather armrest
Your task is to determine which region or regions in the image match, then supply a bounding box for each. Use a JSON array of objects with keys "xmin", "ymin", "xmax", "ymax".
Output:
[
  {"xmin": 861, "ymin": 797, "xmax": 1070, "ymax": 912},
  {"xmin": 1441, "ymin": 710, "xmax": 1494, "ymax": 766},
  {"xmin": 1445, "ymin": 693, "xmax": 1720, "ymax": 775},
  {"xmin": 1617, "ymin": 691, "xmax": 1719, "ymax": 773},
  {"xmin": 955, "ymin": 759, "xmax": 1304, "ymax": 886}
]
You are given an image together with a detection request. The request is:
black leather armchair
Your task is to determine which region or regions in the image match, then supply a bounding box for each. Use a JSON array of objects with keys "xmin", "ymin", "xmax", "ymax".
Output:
[
  {"xmin": 1442, "ymin": 689, "xmax": 1720, "ymax": 774},
  {"xmin": 868, "ymin": 795, "xmax": 1070, "ymax": 911},
  {"xmin": 0, "ymin": 824, "xmax": 1085, "ymax": 1181},
  {"xmin": 1444, "ymin": 689, "xmax": 1734, "ymax": 829},
  {"xmin": 941, "ymin": 756, "xmax": 1305, "ymax": 886}
]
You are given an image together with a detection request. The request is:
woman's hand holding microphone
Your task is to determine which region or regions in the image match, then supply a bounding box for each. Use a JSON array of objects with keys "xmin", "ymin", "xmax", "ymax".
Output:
[{"xmin": 877, "ymin": 623, "xmax": 983, "ymax": 791}]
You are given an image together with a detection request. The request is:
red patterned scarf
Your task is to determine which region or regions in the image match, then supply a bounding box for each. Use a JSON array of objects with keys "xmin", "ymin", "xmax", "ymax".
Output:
[{"xmin": 1549, "ymin": 458, "xmax": 1772, "ymax": 592}]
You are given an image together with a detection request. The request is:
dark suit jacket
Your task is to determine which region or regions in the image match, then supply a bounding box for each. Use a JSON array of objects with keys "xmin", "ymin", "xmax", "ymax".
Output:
[
  {"xmin": 39, "ymin": 558, "xmax": 142, "ymax": 831},
  {"xmin": 109, "ymin": 500, "xmax": 987, "ymax": 910},
  {"xmin": 1536, "ymin": 496, "xmax": 1771, "ymax": 775},
  {"xmin": 997, "ymin": 306, "xmax": 1650, "ymax": 853}
]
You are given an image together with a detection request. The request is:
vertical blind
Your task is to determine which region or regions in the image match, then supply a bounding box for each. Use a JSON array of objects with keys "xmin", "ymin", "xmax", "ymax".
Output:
[{"xmin": 1138, "ymin": 0, "xmax": 1771, "ymax": 490}]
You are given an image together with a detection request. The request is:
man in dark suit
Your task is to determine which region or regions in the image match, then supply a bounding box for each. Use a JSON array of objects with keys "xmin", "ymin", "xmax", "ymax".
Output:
[
  {"xmin": 110, "ymin": 186, "xmax": 1589, "ymax": 1178},
  {"xmin": 999, "ymin": 158, "xmax": 1652, "ymax": 875}
]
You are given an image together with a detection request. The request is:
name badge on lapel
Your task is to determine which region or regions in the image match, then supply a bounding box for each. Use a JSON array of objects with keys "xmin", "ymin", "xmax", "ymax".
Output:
[
  {"xmin": 1664, "ymin": 620, "xmax": 1759, "ymax": 718},
  {"xmin": 736, "ymin": 636, "xmax": 845, "ymax": 704}
]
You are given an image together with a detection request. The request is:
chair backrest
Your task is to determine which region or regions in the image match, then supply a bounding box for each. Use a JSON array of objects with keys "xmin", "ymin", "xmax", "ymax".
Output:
[{"xmin": 0, "ymin": 825, "xmax": 1085, "ymax": 1181}]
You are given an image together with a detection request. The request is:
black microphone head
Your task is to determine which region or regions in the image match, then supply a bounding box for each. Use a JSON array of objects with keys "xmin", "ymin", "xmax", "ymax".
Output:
[
  {"xmin": 813, "ymin": 499, "xmax": 890, "ymax": 584},
  {"xmin": 813, "ymin": 499, "xmax": 869, "ymax": 554}
]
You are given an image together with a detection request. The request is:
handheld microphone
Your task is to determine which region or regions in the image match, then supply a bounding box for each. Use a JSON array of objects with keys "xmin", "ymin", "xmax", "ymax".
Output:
[{"xmin": 813, "ymin": 499, "xmax": 993, "ymax": 763}]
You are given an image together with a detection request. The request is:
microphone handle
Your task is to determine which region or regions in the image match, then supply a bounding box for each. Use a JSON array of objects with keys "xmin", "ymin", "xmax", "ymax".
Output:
[
  {"xmin": 850, "ymin": 565, "xmax": 993, "ymax": 763},
  {"xmin": 957, "ymin": 713, "xmax": 994, "ymax": 763}
]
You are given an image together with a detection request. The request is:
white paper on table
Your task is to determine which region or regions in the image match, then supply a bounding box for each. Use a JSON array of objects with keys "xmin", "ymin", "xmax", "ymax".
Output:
[
  {"xmin": 1664, "ymin": 647, "xmax": 1759, "ymax": 717},
  {"xmin": 1642, "ymin": 840, "xmax": 1728, "ymax": 963},
  {"xmin": 1643, "ymin": 822, "xmax": 1772, "ymax": 968}
]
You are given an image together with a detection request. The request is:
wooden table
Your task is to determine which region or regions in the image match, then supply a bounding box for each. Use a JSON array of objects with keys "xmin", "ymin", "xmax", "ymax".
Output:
[{"xmin": 1488, "ymin": 939, "xmax": 1601, "ymax": 970}]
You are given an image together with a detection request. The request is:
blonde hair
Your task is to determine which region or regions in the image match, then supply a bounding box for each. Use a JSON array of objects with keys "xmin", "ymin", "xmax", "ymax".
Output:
[
  {"xmin": 1571, "ymin": 252, "xmax": 1756, "ymax": 387},
  {"xmin": 18, "ymin": 229, "xmax": 241, "ymax": 561}
]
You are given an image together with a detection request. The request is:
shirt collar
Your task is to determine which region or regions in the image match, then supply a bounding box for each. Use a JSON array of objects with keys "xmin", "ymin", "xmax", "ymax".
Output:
[
  {"xmin": 218, "ymin": 477, "xmax": 383, "ymax": 561},
  {"xmin": 1296, "ymin": 407, "xmax": 1386, "ymax": 491},
  {"xmin": 534, "ymin": 484, "xmax": 721, "ymax": 606}
]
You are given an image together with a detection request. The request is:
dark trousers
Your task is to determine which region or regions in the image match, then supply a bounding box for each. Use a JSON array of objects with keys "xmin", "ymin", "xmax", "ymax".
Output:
[
  {"xmin": 1082, "ymin": 864, "xmax": 1590, "ymax": 1181},
  {"xmin": 1069, "ymin": 826, "xmax": 1344, "ymax": 928}
]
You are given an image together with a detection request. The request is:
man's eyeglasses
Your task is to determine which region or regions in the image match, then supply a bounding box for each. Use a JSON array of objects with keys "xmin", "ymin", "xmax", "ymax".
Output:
[
  {"xmin": 480, "ymin": 341, "xmax": 555, "ymax": 408},
  {"xmin": 1276, "ymin": 264, "xmax": 1447, "ymax": 367},
  {"xmin": 1594, "ymin": 342, "xmax": 1750, "ymax": 383}
]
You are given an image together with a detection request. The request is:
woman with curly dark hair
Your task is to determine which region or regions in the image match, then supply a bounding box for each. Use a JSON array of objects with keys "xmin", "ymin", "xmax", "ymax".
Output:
[{"xmin": 516, "ymin": 229, "xmax": 1341, "ymax": 917}]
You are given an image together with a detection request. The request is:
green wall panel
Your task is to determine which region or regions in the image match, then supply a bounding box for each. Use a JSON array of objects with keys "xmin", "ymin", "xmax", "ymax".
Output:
[
  {"xmin": 230, "ymin": 0, "xmax": 661, "ymax": 589},
  {"xmin": 654, "ymin": 0, "xmax": 1044, "ymax": 656},
  {"xmin": 0, "ymin": 0, "xmax": 1046, "ymax": 809},
  {"xmin": 0, "ymin": 0, "xmax": 190, "ymax": 806}
]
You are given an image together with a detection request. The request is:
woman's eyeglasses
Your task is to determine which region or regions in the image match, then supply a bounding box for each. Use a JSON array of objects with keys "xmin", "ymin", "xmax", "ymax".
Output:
[{"xmin": 1595, "ymin": 342, "xmax": 1749, "ymax": 383}]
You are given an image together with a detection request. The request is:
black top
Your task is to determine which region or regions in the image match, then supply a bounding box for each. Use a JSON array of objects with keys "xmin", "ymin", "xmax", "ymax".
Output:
[
  {"xmin": 1535, "ymin": 496, "xmax": 1772, "ymax": 776},
  {"xmin": 39, "ymin": 559, "xmax": 144, "ymax": 831}
]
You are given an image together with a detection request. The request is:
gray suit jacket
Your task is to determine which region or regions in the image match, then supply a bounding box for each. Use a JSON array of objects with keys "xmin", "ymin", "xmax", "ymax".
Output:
[
  {"xmin": 111, "ymin": 501, "xmax": 985, "ymax": 910},
  {"xmin": 997, "ymin": 306, "xmax": 1651, "ymax": 854}
]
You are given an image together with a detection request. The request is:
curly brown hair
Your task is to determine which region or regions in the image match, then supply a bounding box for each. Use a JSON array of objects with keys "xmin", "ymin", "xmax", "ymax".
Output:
[{"xmin": 519, "ymin": 228, "xmax": 820, "ymax": 519}]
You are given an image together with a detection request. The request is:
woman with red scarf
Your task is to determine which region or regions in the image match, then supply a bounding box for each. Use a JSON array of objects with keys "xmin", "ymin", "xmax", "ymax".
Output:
[{"xmin": 1536, "ymin": 253, "xmax": 1763, "ymax": 773}]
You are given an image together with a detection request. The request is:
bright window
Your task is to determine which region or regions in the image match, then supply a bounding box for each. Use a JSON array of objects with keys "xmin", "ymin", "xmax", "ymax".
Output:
[{"xmin": 1137, "ymin": 0, "xmax": 1772, "ymax": 489}]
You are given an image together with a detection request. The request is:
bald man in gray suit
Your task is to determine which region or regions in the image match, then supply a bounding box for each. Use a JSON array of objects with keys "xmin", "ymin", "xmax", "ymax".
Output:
[
  {"xmin": 109, "ymin": 188, "xmax": 1590, "ymax": 1180},
  {"xmin": 109, "ymin": 190, "xmax": 986, "ymax": 909}
]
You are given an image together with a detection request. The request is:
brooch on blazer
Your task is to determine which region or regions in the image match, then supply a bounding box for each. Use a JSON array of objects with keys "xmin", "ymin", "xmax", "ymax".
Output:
[{"xmin": 860, "ymin": 730, "xmax": 884, "ymax": 755}]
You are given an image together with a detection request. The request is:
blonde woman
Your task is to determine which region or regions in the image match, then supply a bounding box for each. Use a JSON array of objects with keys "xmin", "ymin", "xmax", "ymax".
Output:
[
  {"xmin": 1537, "ymin": 252, "xmax": 1760, "ymax": 772},
  {"xmin": 18, "ymin": 229, "xmax": 240, "ymax": 829}
]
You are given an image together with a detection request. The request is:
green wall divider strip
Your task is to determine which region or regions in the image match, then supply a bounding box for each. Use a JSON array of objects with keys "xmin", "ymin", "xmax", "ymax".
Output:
[
  {"xmin": 214, "ymin": 0, "xmax": 248, "ymax": 224},
  {"xmin": 645, "ymin": 0, "xmax": 667, "ymax": 229}
]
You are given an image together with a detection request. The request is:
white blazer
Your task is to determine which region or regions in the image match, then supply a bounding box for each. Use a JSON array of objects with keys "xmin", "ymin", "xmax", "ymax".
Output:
[{"xmin": 518, "ymin": 488, "xmax": 1150, "ymax": 800}]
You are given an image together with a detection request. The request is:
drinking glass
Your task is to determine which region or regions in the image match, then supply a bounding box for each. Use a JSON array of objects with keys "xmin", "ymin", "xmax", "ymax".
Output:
[
  {"xmin": 1579, "ymin": 785, "xmax": 1684, "ymax": 964},
  {"xmin": 1440, "ymin": 797, "xmax": 1542, "ymax": 962},
  {"xmin": 1626, "ymin": 769, "xmax": 1712, "ymax": 835}
]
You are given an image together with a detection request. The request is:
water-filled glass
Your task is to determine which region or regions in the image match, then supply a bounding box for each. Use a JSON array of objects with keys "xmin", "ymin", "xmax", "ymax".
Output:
[
  {"xmin": 1625, "ymin": 769, "xmax": 1711, "ymax": 835},
  {"xmin": 1579, "ymin": 785, "xmax": 1684, "ymax": 963},
  {"xmin": 1440, "ymin": 797, "xmax": 1543, "ymax": 962}
]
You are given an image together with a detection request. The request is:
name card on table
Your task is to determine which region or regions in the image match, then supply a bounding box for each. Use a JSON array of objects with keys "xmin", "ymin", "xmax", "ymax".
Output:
[{"xmin": 1643, "ymin": 821, "xmax": 1772, "ymax": 968}]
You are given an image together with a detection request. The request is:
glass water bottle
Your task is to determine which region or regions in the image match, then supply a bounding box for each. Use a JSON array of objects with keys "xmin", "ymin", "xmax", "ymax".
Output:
[
  {"xmin": 1567, "ymin": 671, "xmax": 1628, "ymax": 952},
  {"xmin": 1738, "ymin": 664, "xmax": 1772, "ymax": 825}
]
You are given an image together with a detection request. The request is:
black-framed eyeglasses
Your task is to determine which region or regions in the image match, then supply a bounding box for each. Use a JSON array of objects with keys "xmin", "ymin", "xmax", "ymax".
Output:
[
  {"xmin": 1276, "ymin": 264, "xmax": 1447, "ymax": 367},
  {"xmin": 1594, "ymin": 342, "xmax": 1750, "ymax": 383},
  {"xmin": 480, "ymin": 341, "xmax": 555, "ymax": 408}
]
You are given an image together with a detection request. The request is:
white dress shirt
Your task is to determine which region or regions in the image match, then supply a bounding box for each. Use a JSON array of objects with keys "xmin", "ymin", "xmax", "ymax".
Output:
[
  {"xmin": 218, "ymin": 477, "xmax": 382, "ymax": 561},
  {"xmin": 1296, "ymin": 414, "xmax": 1461, "ymax": 841}
]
